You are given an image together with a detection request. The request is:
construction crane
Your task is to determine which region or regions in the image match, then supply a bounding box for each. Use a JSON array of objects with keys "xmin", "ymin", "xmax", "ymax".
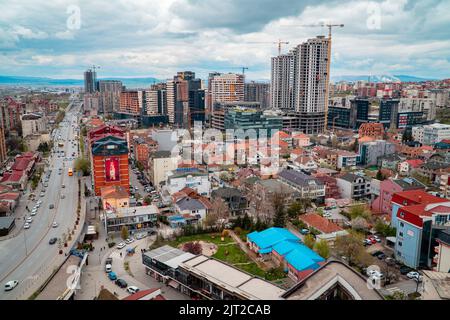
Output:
[
  {"xmin": 90, "ymin": 65, "xmax": 100, "ymax": 73},
  {"xmin": 241, "ymin": 67, "xmax": 248, "ymax": 75},
  {"xmin": 247, "ymin": 39, "xmax": 290, "ymax": 55}
]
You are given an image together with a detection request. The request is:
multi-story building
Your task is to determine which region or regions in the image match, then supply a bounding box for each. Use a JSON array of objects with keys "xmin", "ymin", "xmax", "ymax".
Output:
[
  {"xmin": 412, "ymin": 126, "xmax": 424, "ymax": 143},
  {"xmin": 422, "ymin": 123, "xmax": 450, "ymax": 145},
  {"xmin": 213, "ymin": 107, "xmax": 282, "ymax": 136},
  {"xmin": 145, "ymin": 83, "xmax": 166, "ymax": 116},
  {"xmin": 391, "ymin": 190, "xmax": 450, "ymax": 269},
  {"xmin": 336, "ymin": 173, "xmax": 371, "ymax": 201},
  {"xmin": 244, "ymin": 81, "xmax": 270, "ymax": 109},
  {"xmin": 149, "ymin": 151, "xmax": 179, "ymax": 189},
  {"xmin": 358, "ymin": 122, "xmax": 384, "ymax": 140},
  {"xmin": 271, "ymin": 52, "xmax": 295, "ymax": 111},
  {"xmin": 88, "ymin": 125, "xmax": 130, "ymax": 196},
  {"xmin": 207, "ymin": 73, "xmax": 245, "ymax": 113},
  {"xmin": 119, "ymin": 90, "xmax": 143, "ymax": 115},
  {"xmin": 278, "ymin": 169, "xmax": 325, "ymax": 204},
  {"xmin": 98, "ymin": 80, "xmax": 122, "ymax": 114},
  {"xmin": 105, "ymin": 205, "xmax": 158, "ymax": 234},
  {"xmin": 0, "ymin": 126, "xmax": 7, "ymax": 164},
  {"xmin": 271, "ymin": 36, "xmax": 330, "ymax": 134},
  {"xmin": 358, "ymin": 139, "xmax": 395, "ymax": 166},
  {"xmin": 84, "ymin": 92, "xmax": 100, "ymax": 115},
  {"xmin": 84, "ymin": 69, "xmax": 97, "ymax": 94},
  {"xmin": 399, "ymin": 98, "xmax": 436, "ymax": 122},
  {"xmin": 21, "ymin": 113, "xmax": 47, "ymax": 137}
]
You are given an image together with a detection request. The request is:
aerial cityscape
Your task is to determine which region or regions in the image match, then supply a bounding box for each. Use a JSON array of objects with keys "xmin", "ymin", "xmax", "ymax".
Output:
[{"xmin": 0, "ymin": 0, "xmax": 449, "ymax": 306}]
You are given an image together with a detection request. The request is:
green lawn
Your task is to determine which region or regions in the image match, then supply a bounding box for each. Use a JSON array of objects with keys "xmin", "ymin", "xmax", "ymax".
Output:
[{"xmin": 161, "ymin": 233, "xmax": 286, "ymax": 281}]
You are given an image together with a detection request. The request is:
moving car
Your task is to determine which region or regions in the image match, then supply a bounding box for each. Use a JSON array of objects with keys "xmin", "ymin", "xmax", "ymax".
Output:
[
  {"xmin": 49, "ymin": 238, "xmax": 57, "ymax": 245},
  {"xmin": 116, "ymin": 242, "xmax": 126, "ymax": 249},
  {"xmin": 115, "ymin": 279, "xmax": 128, "ymax": 288},
  {"xmin": 52, "ymin": 222, "xmax": 59, "ymax": 228},
  {"xmin": 125, "ymin": 238, "xmax": 134, "ymax": 244},
  {"xmin": 4, "ymin": 280, "xmax": 19, "ymax": 291},
  {"xmin": 49, "ymin": 204, "xmax": 54, "ymax": 209},
  {"xmin": 127, "ymin": 286, "xmax": 140, "ymax": 294}
]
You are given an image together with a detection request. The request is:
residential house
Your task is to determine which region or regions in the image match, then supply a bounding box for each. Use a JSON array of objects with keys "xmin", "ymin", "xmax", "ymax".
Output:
[
  {"xmin": 100, "ymin": 185, "xmax": 130, "ymax": 209},
  {"xmin": 299, "ymin": 213, "xmax": 348, "ymax": 244},
  {"xmin": 211, "ymin": 187, "xmax": 248, "ymax": 217},
  {"xmin": 398, "ymin": 159, "xmax": 424, "ymax": 176},
  {"xmin": 105, "ymin": 205, "xmax": 158, "ymax": 234},
  {"xmin": 149, "ymin": 151, "xmax": 179, "ymax": 189},
  {"xmin": 336, "ymin": 173, "xmax": 371, "ymax": 201},
  {"xmin": 164, "ymin": 171, "xmax": 210, "ymax": 197}
]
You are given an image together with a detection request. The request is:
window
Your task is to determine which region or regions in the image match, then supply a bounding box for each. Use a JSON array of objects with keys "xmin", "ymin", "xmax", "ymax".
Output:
[
  {"xmin": 398, "ymin": 241, "xmax": 402, "ymax": 247},
  {"xmin": 400, "ymin": 222, "xmax": 404, "ymax": 227},
  {"xmin": 399, "ymin": 232, "xmax": 403, "ymax": 237}
]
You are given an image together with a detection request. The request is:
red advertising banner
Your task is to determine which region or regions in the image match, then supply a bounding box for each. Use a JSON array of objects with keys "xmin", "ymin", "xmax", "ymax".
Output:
[{"xmin": 105, "ymin": 157, "xmax": 120, "ymax": 182}]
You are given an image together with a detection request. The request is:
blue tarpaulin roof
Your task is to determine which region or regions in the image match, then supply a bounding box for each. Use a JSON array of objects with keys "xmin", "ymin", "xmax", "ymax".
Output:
[{"xmin": 249, "ymin": 227, "xmax": 325, "ymax": 272}]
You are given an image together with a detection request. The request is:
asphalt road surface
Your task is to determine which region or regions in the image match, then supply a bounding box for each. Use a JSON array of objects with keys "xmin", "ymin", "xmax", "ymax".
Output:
[{"xmin": 0, "ymin": 97, "xmax": 82, "ymax": 299}]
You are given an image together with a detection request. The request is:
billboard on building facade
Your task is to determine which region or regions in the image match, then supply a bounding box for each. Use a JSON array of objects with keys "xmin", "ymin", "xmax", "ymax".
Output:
[{"xmin": 105, "ymin": 157, "xmax": 120, "ymax": 182}]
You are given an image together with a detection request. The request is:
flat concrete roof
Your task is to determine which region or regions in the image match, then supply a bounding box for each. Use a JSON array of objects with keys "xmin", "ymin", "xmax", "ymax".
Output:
[
  {"xmin": 180, "ymin": 255, "xmax": 285, "ymax": 300},
  {"xmin": 283, "ymin": 260, "xmax": 383, "ymax": 300}
]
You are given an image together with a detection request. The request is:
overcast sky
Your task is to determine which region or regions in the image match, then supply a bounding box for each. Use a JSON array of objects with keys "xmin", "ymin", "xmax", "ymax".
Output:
[{"xmin": 0, "ymin": 0, "xmax": 449, "ymax": 80}]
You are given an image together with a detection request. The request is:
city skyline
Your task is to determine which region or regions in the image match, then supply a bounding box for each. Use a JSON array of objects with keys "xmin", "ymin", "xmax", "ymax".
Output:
[{"xmin": 0, "ymin": 0, "xmax": 449, "ymax": 80}]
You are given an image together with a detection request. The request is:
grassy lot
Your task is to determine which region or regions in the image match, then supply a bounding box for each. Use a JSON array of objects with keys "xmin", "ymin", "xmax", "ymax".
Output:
[{"xmin": 157, "ymin": 233, "xmax": 285, "ymax": 281}]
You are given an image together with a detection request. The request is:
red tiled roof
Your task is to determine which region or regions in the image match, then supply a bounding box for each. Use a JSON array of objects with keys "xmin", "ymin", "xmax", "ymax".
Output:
[
  {"xmin": 299, "ymin": 213, "xmax": 343, "ymax": 234},
  {"xmin": 391, "ymin": 190, "xmax": 444, "ymax": 207},
  {"xmin": 12, "ymin": 158, "xmax": 31, "ymax": 171},
  {"xmin": 0, "ymin": 192, "xmax": 20, "ymax": 201},
  {"xmin": 405, "ymin": 159, "xmax": 424, "ymax": 168}
]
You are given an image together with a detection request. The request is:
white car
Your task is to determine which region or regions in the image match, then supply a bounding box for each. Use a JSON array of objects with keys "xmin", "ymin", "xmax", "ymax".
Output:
[
  {"xmin": 127, "ymin": 286, "xmax": 140, "ymax": 294},
  {"xmin": 23, "ymin": 223, "xmax": 30, "ymax": 229},
  {"xmin": 125, "ymin": 238, "xmax": 134, "ymax": 244},
  {"xmin": 4, "ymin": 280, "xmax": 19, "ymax": 291},
  {"xmin": 30, "ymin": 211, "xmax": 36, "ymax": 216},
  {"xmin": 116, "ymin": 242, "xmax": 126, "ymax": 249},
  {"xmin": 52, "ymin": 222, "xmax": 59, "ymax": 228},
  {"xmin": 407, "ymin": 271, "xmax": 421, "ymax": 280},
  {"xmin": 26, "ymin": 217, "xmax": 33, "ymax": 223},
  {"xmin": 105, "ymin": 264, "xmax": 112, "ymax": 273}
]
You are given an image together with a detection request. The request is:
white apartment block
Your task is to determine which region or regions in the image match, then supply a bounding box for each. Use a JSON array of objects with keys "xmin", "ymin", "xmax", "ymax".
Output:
[
  {"xmin": 412, "ymin": 126, "xmax": 424, "ymax": 144},
  {"xmin": 422, "ymin": 123, "xmax": 450, "ymax": 145}
]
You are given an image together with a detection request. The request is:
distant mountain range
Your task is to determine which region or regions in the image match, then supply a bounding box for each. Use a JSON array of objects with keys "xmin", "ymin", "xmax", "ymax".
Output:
[
  {"xmin": 331, "ymin": 74, "xmax": 437, "ymax": 83},
  {"xmin": 0, "ymin": 75, "xmax": 161, "ymax": 88}
]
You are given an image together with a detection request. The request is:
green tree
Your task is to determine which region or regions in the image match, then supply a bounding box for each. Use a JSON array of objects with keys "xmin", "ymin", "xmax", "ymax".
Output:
[
  {"xmin": 121, "ymin": 226, "xmax": 129, "ymax": 240},
  {"xmin": 271, "ymin": 192, "xmax": 287, "ymax": 227},
  {"xmin": 287, "ymin": 201, "xmax": 303, "ymax": 219},
  {"xmin": 402, "ymin": 130, "xmax": 413, "ymax": 143},
  {"xmin": 304, "ymin": 234, "xmax": 315, "ymax": 249},
  {"xmin": 314, "ymin": 239, "xmax": 330, "ymax": 259},
  {"xmin": 334, "ymin": 232, "xmax": 373, "ymax": 267},
  {"xmin": 349, "ymin": 204, "xmax": 370, "ymax": 219},
  {"xmin": 75, "ymin": 157, "xmax": 91, "ymax": 176}
]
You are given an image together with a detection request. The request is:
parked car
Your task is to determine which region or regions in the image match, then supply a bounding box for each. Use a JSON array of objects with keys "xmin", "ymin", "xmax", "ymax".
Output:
[
  {"xmin": 377, "ymin": 253, "xmax": 386, "ymax": 260},
  {"xmin": 105, "ymin": 264, "xmax": 112, "ymax": 273},
  {"xmin": 407, "ymin": 271, "xmax": 421, "ymax": 280},
  {"xmin": 49, "ymin": 237, "xmax": 57, "ymax": 245},
  {"xmin": 25, "ymin": 217, "xmax": 33, "ymax": 223},
  {"xmin": 300, "ymin": 229, "xmax": 310, "ymax": 235},
  {"xmin": 371, "ymin": 251, "xmax": 384, "ymax": 257},
  {"xmin": 125, "ymin": 238, "xmax": 134, "ymax": 244},
  {"xmin": 400, "ymin": 266, "xmax": 414, "ymax": 275},
  {"xmin": 127, "ymin": 286, "xmax": 140, "ymax": 294},
  {"xmin": 49, "ymin": 204, "xmax": 54, "ymax": 209},
  {"xmin": 115, "ymin": 279, "xmax": 128, "ymax": 288},
  {"xmin": 4, "ymin": 280, "xmax": 19, "ymax": 291},
  {"xmin": 105, "ymin": 257, "xmax": 113, "ymax": 265},
  {"xmin": 116, "ymin": 242, "xmax": 126, "ymax": 249},
  {"xmin": 23, "ymin": 223, "xmax": 30, "ymax": 229},
  {"xmin": 108, "ymin": 272, "xmax": 117, "ymax": 280}
]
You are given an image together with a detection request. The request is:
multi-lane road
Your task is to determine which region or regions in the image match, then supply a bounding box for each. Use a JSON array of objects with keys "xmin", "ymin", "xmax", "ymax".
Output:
[{"xmin": 0, "ymin": 96, "xmax": 82, "ymax": 299}]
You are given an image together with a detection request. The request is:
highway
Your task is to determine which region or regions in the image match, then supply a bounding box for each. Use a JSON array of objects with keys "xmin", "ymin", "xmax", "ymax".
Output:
[{"xmin": 0, "ymin": 96, "xmax": 82, "ymax": 299}]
